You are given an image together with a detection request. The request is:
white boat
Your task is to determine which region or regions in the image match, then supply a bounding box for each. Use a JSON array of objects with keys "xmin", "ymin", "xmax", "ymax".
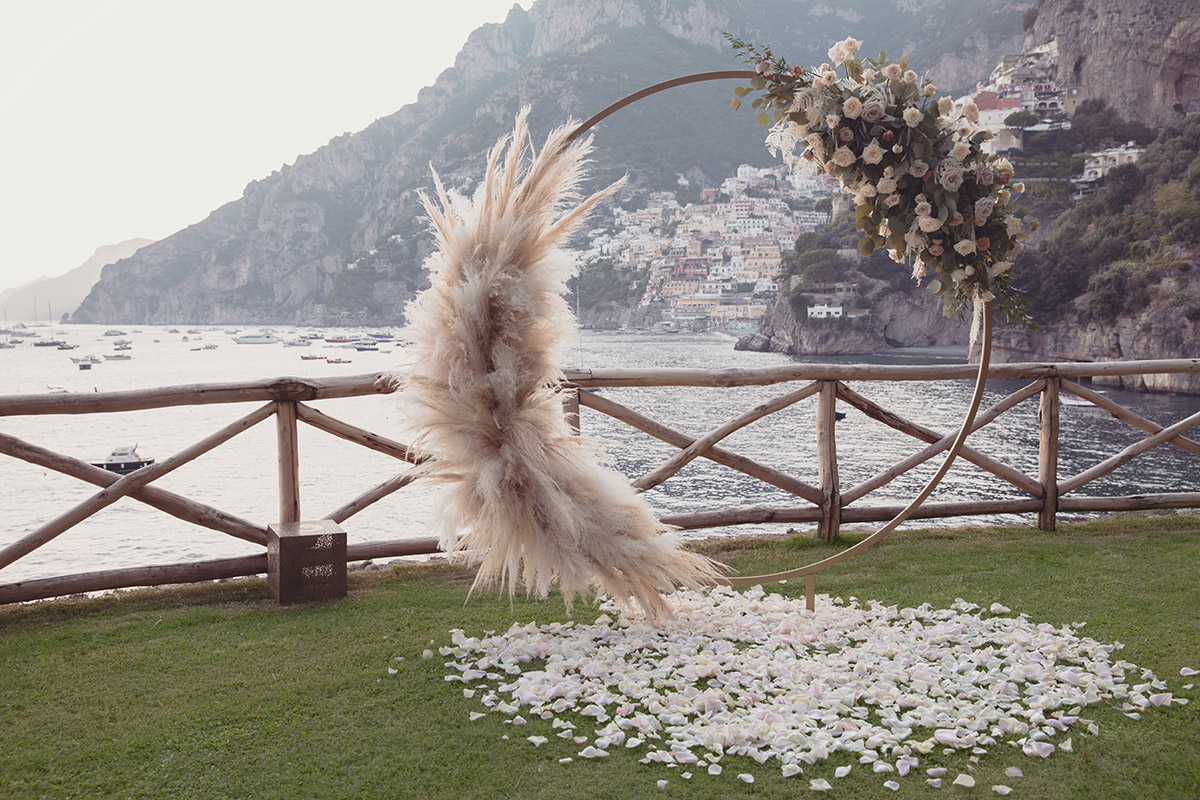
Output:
[
  {"xmin": 104, "ymin": 353, "xmax": 132, "ymax": 360},
  {"xmin": 90, "ymin": 445, "xmax": 154, "ymax": 474},
  {"xmin": 231, "ymin": 332, "xmax": 278, "ymax": 345},
  {"xmin": 71, "ymin": 355, "xmax": 102, "ymax": 364}
]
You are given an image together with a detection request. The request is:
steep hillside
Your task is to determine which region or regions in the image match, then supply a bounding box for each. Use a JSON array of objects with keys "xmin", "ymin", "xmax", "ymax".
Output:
[
  {"xmin": 70, "ymin": 0, "xmax": 1029, "ymax": 325},
  {"xmin": 1, "ymin": 239, "xmax": 153, "ymax": 322}
]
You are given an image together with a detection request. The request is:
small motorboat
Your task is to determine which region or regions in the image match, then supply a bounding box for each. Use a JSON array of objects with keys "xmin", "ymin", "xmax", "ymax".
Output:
[
  {"xmin": 231, "ymin": 332, "xmax": 278, "ymax": 344},
  {"xmin": 104, "ymin": 353, "xmax": 132, "ymax": 360},
  {"xmin": 91, "ymin": 445, "xmax": 155, "ymax": 474},
  {"xmin": 326, "ymin": 358, "xmax": 352, "ymax": 364},
  {"xmin": 300, "ymin": 354, "xmax": 326, "ymax": 360}
]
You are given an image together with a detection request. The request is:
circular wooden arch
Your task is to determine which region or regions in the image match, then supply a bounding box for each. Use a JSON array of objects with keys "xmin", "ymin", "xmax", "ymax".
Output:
[{"xmin": 568, "ymin": 71, "xmax": 996, "ymax": 590}]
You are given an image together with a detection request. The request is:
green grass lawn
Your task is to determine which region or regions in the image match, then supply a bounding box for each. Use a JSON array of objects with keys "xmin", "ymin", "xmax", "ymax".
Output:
[{"xmin": 1, "ymin": 514, "xmax": 1198, "ymax": 800}]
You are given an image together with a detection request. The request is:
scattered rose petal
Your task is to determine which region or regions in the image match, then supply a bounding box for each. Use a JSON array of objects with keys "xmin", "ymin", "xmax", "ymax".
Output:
[
  {"xmin": 737, "ymin": 773, "xmax": 754, "ymax": 783},
  {"xmin": 884, "ymin": 780, "xmax": 900, "ymax": 790},
  {"xmin": 782, "ymin": 764, "xmax": 803, "ymax": 777},
  {"xmin": 1060, "ymin": 738, "xmax": 1073, "ymax": 752},
  {"xmin": 836, "ymin": 765, "xmax": 852, "ymax": 778},
  {"xmin": 927, "ymin": 778, "xmax": 943, "ymax": 788},
  {"xmin": 953, "ymin": 774, "xmax": 976, "ymax": 787},
  {"xmin": 558, "ymin": 757, "xmax": 572, "ymax": 764},
  {"xmin": 708, "ymin": 764, "xmax": 722, "ymax": 776},
  {"xmin": 993, "ymin": 785, "xmax": 1013, "ymax": 795},
  {"xmin": 810, "ymin": 778, "xmax": 832, "ymax": 791},
  {"xmin": 656, "ymin": 780, "xmax": 667, "ymax": 789},
  {"xmin": 928, "ymin": 768, "xmax": 948, "ymax": 778},
  {"xmin": 1005, "ymin": 767, "xmax": 1023, "ymax": 778},
  {"xmin": 1180, "ymin": 667, "xmax": 1198, "ymax": 676}
]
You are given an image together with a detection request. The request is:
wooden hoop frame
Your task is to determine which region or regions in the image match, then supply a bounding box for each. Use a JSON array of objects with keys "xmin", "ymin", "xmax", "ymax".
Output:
[{"xmin": 568, "ymin": 72, "xmax": 995, "ymax": 597}]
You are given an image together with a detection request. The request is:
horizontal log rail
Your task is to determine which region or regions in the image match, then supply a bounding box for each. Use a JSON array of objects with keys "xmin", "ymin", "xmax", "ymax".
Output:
[{"xmin": 1, "ymin": 359, "xmax": 1198, "ymax": 604}]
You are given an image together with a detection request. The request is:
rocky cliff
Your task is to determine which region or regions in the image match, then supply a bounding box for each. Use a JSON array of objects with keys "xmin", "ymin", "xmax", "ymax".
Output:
[
  {"xmin": 1027, "ymin": 0, "xmax": 1200, "ymax": 126},
  {"xmin": 736, "ymin": 288, "xmax": 969, "ymax": 355},
  {"xmin": 71, "ymin": 0, "xmax": 1029, "ymax": 325}
]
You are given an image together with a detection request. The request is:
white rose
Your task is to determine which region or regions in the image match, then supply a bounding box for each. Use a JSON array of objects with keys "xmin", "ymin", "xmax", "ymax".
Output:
[
  {"xmin": 842, "ymin": 96, "xmax": 863, "ymax": 119},
  {"xmin": 963, "ymin": 102, "xmax": 979, "ymax": 123},
  {"xmin": 1013, "ymin": 181, "xmax": 1027, "ymax": 193},
  {"xmin": 858, "ymin": 183, "xmax": 877, "ymax": 198},
  {"xmin": 989, "ymin": 261, "xmax": 1013, "ymax": 277},
  {"xmin": 950, "ymin": 141, "xmax": 972, "ymax": 161},
  {"xmin": 924, "ymin": 83, "xmax": 937, "ymax": 96},
  {"xmin": 904, "ymin": 70, "xmax": 918, "ymax": 84},
  {"xmin": 915, "ymin": 201, "xmax": 932, "ymax": 217},
  {"xmin": 940, "ymin": 164, "xmax": 965, "ymax": 192},
  {"xmin": 904, "ymin": 229, "xmax": 926, "ymax": 249},
  {"xmin": 998, "ymin": 188, "xmax": 1012, "ymax": 204},
  {"xmin": 862, "ymin": 138, "xmax": 885, "ymax": 164},
  {"xmin": 938, "ymin": 96, "xmax": 954, "ymax": 115},
  {"xmin": 884, "ymin": 193, "xmax": 902, "ymax": 207},
  {"xmin": 883, "ymin": 63, "xmax": 902, "ymax": 80},
  {"xmin": 910, "ymin": 160, "xmax": 930, "ymax": 178},
  {"xmin": 903, "ymin": 107, "xmax": 924, "ymax": 127},
  {"xmin": 877, "ymin": 177, "xmax": 897, "ymax": 194},
  {"xmin": 831, "ymin": 146, "xmax": 856, "ymax": 167},
  {"xmin": 828, "ymin": 42, "xmax": 849, "ymax": 65},
  {"xmin": 951, "ymin": 268, "xmax": 967, "ymax": 282},
  {"xmin": 1006, "ymin": 216, "xmax": 1023, "ymax": 236},
  {"xmin": 954, "ymin": 239, "xmax": 977, "ymax": 256},
  {"xmin": 995, "ymin": 157, "xmax": 1014, "ymax": 174},
  {"xmin": 918, "ymin": 215, "xmax": 942, "ymax": 233},
  {"xmin": 862, "ymin": 100, "xmax": 886, "ymax": 123},
  {"xmin": 825, "ymin": 114, "xmax": 840, "ymax": 128},
  {"xmin": 863, "ymin": 68, "xmax": 877, "ymax": 81}
]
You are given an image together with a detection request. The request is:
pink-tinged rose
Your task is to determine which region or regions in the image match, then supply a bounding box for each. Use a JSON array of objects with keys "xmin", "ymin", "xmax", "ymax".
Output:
[
  {"xmin": 954, "ymin": 239, "xmax": 977, "ymax": 256},
  {"xmin": 976, "ymin": 164, "xmax": 994, "ymax": 185},
  {"xmin": 831, "ymin": 146, "xmax": 856, "ymax": 167},
  {"xmin": 910, "ymin": 160, "xmax": 930, "ymax": 178},
  {"xmin": 858, "ymin": 183, "xmax": 877, "ymax": 198},
  {"xmin": 951, "ymin": 212, "xmax": 964, "ymax": 227},
  {"xmin": 928, "ymin": 244, "xmax": 944, "ymax": 256},
  {"xmin": 862, "ymin": 101, "xmax": 886, "ymax": 123},
  {"xmin": 976, "ymin": 237, "xmax": 991, "ymax": 250},
  {"xmin": 882, "ymin": 129, "xmax": 895, "ymax": 141},
  {"xmin": 918, "ymin": 215, "xmax": 942, "ymax": 233},
  {"xmin": 904, "ymin": 69, "xmax": 918, "ymax": 83},
  {"xmin": 915, "ymin": 201, "xmax": 932, "ymax": 217},
  {"xmin": 826, "ymin": 114, "xmax": 840, "ymax": 128},
  {"xmin": 940, "ymin": 168, "xmax": 964, "ymax": 192},
  {"xmin": 840, "ymin": 126, "xmax": 855, "ymax": 142},
  {"xmin": 950, "ymin": 141, "xmax": 971, "ymax": 161},
  {"xmin": 884, "ymin": 193, "xmax": 902, "ymax": 207},
  {"xmin": 842, "ymin": 97, "xmax": 863, "ymax": 119},
  {"xmin": 974, "ymin": 197, "xmax": 996, "ymax": 223},
  {"xmin": 883, "ymin": 63, "xmax": 902, "ymax": 80},
  {"xmin": 999, "ymin": 172, "xmax": 1011, "ymax": 184},
  {"xmin": 957, "ymin": 124, "xmax": 974, "ymax": 138},
  {"xmin": 924, "ymin": 83, "xmax": 937, "ymax": 96},
  {"xmin": 877, "ymin": 177, "xmax": 897, "ymax": 194},
  {"xmin": 963, "ymin": 102, "xmax": 979, "ymax": 123},
  {"xmin": 903, "ymin": 107, "xmax": 923, "ymax": 127},
  {"xmin": 892, "ymin": 144, "xmax": 903, "ymax": 153},
  {"xmin": 862, "ymin": 138, "xmax": 886, "ymax": 164},
  {"xmin": 938, "ymin": 96, "xmax": 954, "ymax": 115}
]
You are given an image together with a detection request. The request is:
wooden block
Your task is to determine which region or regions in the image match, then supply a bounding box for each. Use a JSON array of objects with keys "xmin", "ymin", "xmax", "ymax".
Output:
[{"xmin": 267, "ymin": 519, "xmax": 347, "ymax": 603}]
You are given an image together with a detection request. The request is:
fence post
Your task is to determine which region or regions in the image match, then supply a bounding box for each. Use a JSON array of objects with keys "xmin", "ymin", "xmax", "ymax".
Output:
[
  {"xmin": 816, "ymin": 380, "xmax": 841, "ymax": 540},
  {"xmin": 562, "ymin": 388, "xmax": 581, "ymax": 434},
  {"xmin": 1038, "ymin": 377, "xmax": 1060, "ymax": 531},
  {"xmin": 276, "ymin": 400, "xmax": 301, "ymax": 524}
]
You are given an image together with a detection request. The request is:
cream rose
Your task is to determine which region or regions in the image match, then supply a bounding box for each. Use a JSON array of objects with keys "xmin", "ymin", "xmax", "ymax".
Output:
[
  {"xmin": 914, "ymin": 201, "xmax": 932, "ymax": 217},
  {"xmin": 918, "ymin": 215, "xmax": 942, "ymax": 233},
  {"xmin": 877, "ymin": 177, "xmax": 898, "ymax": 194},
  {"xmin": 953, "ymin": 239, "xmax": 977, "ymax": 256},
  {"xmin": 904, "ymin": 69, "xmax": 918, "ymax": 84},
  {"xmin": 903, "ymin": 107, "xmax": 923, "ymax": 127},
  {"xmin": 974, "ymin": 197, "xmax": 996, "ymax": 223},
  {"xmin": 862, "ymin": 100, "xmax": 886, "ymax": 123},
  {"xmin": 825, "ymin": 114, "xmax": 840, "ymax": 128},
  {"xmin": 924, "ymin": 83, "xmax": 937, "ymax": 96},
  {"xmin": 862, "ymin": 138, "xmax": 885, "ymax": 164},
  {"xmin": 950, "ymin": 141, "xmax": 971, "ymax": 161},
  {"xmin": 963, "ymin": 102, "xmax": 979, "ymax": 123},
  {"xmin": 989, "ymin": 261, "xmax": 1013, "ymax": 277},
  {"xmin": 842, "ymin": 96, "xmax": 863, "ymax": 119},
  {"xmin": 884, "ymin": 193, "xmax": 902, "ymax": 207},
  {"xmin": 831, "ymin": 146, "xmax": 856, "ymax": 167},
  {"xmin": 910, "ymin": 160, "xmax": 930, "ymax": 178},
  {"xmin": 938, "ymin": 96, "xmax": 954, "ymax": 115},
  {"xmin": 940, "ymin": 166, "xmax": 964, "ymax": 192},
  {"xmin": 883, "ymin": 63, "xmax": 902, "ymax": 80}
]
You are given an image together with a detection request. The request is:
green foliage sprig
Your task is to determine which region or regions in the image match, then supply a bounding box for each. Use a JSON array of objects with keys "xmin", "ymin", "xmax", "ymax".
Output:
[{"xmin": 726, "ymin": 34, "xmax": 1035, "ymax": 323}]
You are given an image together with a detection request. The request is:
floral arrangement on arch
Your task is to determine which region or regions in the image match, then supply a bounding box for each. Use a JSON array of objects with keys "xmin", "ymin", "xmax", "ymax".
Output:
[{"xmin": 727, "ymin": 35, "xmax": 1034, "ymax": 324}]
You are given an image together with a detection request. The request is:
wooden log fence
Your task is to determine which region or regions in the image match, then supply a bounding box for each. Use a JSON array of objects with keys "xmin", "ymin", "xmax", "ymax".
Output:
[{"xmin": 0, "ymin": 360, "xmax": 1198, "ymax": 604}]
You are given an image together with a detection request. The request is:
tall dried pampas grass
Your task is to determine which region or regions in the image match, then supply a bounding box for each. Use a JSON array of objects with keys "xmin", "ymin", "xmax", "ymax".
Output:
[{"xmin": 391, "ymin": 110, "xmax": 722, "ymax": 617}]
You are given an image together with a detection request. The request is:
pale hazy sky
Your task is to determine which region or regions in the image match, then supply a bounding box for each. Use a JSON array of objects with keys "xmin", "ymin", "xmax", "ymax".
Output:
[{"xmin": 0, "ymin": 0, "xmax": 530, "ymax": 293}]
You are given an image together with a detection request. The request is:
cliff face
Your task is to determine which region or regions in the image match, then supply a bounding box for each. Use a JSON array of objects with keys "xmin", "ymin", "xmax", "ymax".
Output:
[
  {"xmin": 736, "ymin": 289, "xmax": 968, "ymax": 355},
  {"xmin": 72, "ymin": 0, "xmax": 1030, "ymax": 325},
  {"xmin": 993, "ymin": 280, "xmax": 1200, "ymax": 394},
  {"xmin": 1028, "ymin": 0, "xmax": 1200, "ymax": 126}
]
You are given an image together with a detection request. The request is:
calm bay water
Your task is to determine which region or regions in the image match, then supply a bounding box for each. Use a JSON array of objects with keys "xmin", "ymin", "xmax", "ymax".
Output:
[{"xmin": 2, "ymin": 324, "xmax": 1198, "ymax": 584}]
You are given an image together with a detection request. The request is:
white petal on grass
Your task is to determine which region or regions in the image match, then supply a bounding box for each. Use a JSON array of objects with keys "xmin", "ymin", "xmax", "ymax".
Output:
[
  {"xmin": 835, "ymin": 765, "xmax": 852, "ymax": 778},
  {"xmin": 953, "ymin": 774, "xmax": 976, "ymax": 787},
  {"xmin": 737, "ymin": 773, "xmax": 755, "ymax": 784},
  {"xmin": 927, "ymin": 778, "xmax": 943, "ymax": 788},
  {"xmin": 527, "ymin": 736, "xmax": 547, "ymax": 747},
  {"xmin": 782, "ymin": 764, "xmax": 803, "ymax": 777},
  {"xmin": 992, "ymin": 786, "xmax": 1013, "ymax": 795},
  {"xmin": 558, "ymin": 758, "xmax": 572, "ymax": 764},
  {"xmin": 1180, "ymin": 667, "xmax": 1198, "ymax": 676},
  {"xmin": 883, "ymin": 780, "xmax": 900, "ymax": 790},
  {"xmin": 445, "ymin": 587, "xmax": 1181, "ymax": 779},
  {"xmin": 1005, "ymin": 766, "xmax": 1024, "ymax": 778},
  {"xmin": 708, "ymin": 764, "xmax": 723, "ymax": 776},
  {"xmin": 1060, "ymin": 738, "xmax": 1073, "ymax": 752},
  {"xmin": 810, "ymin": 778, "xmax": 833, "ymax": 791},
  {"xmin": 656, "ymin": 780, "xmax": 668, "ymax": 789}
]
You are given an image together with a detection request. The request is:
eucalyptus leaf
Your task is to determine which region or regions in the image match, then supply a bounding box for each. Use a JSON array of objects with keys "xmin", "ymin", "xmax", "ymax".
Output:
[
  {"xmin": 928, "ymin": 279, "xmax": 943, "ymax": 294},
  {"xmin": 756, "ymin": 112, "xmax": 770, "ymax": 126},
  {"xmin": 751, "ymin": 75, "xmax": 766, "ymax": 90},
  {"xmin": 730, "ymin": 98, "xmax": 741, "ymax": 111}
]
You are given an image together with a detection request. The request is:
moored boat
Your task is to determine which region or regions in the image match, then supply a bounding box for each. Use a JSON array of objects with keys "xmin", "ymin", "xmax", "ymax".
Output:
[{"xmin": 91, "ymin": 445, "xmax": 154, "ymax": 474}]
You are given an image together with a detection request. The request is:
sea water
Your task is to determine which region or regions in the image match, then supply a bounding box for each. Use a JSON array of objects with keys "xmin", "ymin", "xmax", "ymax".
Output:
[{"xmin": 1, "ymin": 324, "xmax": 1198, "ymax": 584}]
